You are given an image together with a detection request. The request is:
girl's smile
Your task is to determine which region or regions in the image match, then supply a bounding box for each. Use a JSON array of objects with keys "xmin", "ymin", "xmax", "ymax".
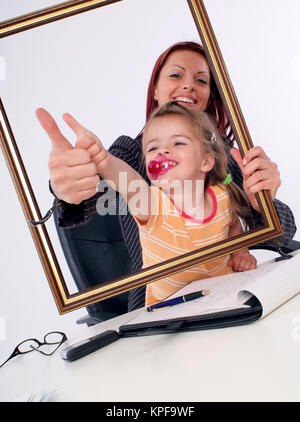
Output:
[{"xmin": 148, "ymin": 155, "xmax": 179, "ymax": 180}]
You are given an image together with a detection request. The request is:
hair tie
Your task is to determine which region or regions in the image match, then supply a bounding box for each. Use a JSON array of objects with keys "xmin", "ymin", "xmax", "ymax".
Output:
[
  {"xmin": 210, "ymin": 133, "xmax": 216, "ymax": 143},
  {"xmin": 222, "ymin": 173, "xmax": 232, "ymax": 185}
]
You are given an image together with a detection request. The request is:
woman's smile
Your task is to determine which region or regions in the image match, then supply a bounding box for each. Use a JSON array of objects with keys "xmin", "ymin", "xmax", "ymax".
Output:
[{"xmin": 173, "ymin": 95, "xmax": 197, "ymax": 106}]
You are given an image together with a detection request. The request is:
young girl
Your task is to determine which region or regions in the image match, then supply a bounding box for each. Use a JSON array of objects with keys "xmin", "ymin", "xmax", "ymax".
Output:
[{"xmin": 82, "ymin": 101, "xmax": 257, "ymax": 305}]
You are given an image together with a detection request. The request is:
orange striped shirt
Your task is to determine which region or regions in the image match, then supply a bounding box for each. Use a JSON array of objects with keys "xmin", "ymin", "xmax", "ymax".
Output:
[{"xmin": 135, "ymin": 183, "xmax": 235, "ymax": 306}]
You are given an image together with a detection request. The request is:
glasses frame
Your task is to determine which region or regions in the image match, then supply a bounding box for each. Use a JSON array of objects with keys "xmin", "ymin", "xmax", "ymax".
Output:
[
  {"xmin": 0, "ymin": 0, "xmax": 283, "ymax": 314},
  {"xmin": 0, "ymin": 331, "xmax": 67, "ymax": 368}
]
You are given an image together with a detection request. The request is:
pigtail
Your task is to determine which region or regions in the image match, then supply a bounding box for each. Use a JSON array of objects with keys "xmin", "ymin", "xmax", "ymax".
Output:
[
  {"xmin": 202, "ymin": 124, "xmax": 253, "ymax": 230},
  {"xmin": 225, "ymin": 182, "xmax": 253, "ymax": 230}
]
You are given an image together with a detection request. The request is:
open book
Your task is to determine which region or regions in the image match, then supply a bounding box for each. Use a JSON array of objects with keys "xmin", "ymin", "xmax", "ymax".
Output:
[{"xmin": 119, "ymin": 250, "xmax": 300, "ymax": 336}]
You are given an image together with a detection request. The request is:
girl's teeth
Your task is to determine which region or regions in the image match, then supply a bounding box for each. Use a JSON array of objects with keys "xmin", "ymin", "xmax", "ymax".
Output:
[{"xmin": 162, "ymin": 161, "xmax": 176, "ymax": 168}]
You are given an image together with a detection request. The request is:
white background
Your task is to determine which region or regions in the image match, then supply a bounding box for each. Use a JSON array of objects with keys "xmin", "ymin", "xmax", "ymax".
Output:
[{"xmin": 0, "ymin": 0, "xmax": 299, "ymax": 364}]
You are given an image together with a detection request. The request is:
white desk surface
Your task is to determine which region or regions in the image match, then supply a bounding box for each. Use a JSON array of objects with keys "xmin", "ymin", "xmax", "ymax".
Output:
[{"xmin": 1, "ymin": 293, "xmax": 300, "ymax": 402}]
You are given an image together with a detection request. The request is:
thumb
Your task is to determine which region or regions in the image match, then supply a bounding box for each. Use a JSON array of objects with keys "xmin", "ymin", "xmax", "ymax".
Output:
[
  {"xmin": 36, "ymin": 108, "xmax": 73, "ymax": 152},
  {"xmin": 230, "ymin": 147, "xmax": 245, "ymax": 171},
  {"xmin": 63, "ymin": 113, "xmax": 88, "ymax": 137}
]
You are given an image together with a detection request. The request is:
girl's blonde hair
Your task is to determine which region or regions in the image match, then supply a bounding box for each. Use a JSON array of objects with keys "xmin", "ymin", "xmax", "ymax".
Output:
[{"xmin": 142, "ymin": 101, "xmax": 252, "ymax": 229}]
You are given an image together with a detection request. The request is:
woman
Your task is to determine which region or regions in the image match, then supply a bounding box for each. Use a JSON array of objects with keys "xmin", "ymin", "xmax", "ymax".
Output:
[{"xmin": 37, "ymin": 41, "xmax": 296, "ymax": 310}]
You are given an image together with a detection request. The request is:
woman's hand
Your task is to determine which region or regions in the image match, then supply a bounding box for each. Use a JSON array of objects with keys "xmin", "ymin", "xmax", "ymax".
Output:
[
  {"xmin": 36, "ymin": 108, "xmax": 109, "ymax": 204},
  {"xmin": 230, "ymin": 146, "xmax": 281, "ymax": 212}
]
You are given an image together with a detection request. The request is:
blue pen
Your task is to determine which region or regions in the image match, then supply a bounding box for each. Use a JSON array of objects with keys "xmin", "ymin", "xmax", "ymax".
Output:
[{"xmin": 147, "ymin": 289, "xmax": 209, "ymax": 312}]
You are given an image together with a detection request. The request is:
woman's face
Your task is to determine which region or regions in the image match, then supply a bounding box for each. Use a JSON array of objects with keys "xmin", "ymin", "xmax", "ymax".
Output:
[{"xmin": 154, "ymin": 50, "xmax": 211, "ymax": 112}]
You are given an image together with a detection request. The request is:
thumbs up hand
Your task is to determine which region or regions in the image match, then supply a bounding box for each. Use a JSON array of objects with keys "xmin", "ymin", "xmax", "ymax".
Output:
[{"xmin": 36, "ymin": 108, "xmax": 108, "ymax": 204}]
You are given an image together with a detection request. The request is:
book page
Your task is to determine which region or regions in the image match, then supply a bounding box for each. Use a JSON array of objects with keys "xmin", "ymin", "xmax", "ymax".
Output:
[
  {"xmin": 240, "ymin": 250, "xmax": 300, "ymax": 318},
  {"xmin": 125, "ymin": 251, "xmax": 300, "ymax": 326}
]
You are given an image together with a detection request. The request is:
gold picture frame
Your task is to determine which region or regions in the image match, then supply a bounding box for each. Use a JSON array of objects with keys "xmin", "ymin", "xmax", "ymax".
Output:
[{"xmin": 0, "ymin": 0, "xmax": 282, "ymax": 314}]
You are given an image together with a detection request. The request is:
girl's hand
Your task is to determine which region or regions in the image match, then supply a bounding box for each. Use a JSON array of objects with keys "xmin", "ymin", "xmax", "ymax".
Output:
[
  {"xmin": 228, "ymin": 249, "xmax": 257, "ymax": 272},
  {"xmin": 230, "ymin": 147, "xmax": 281, "ymax": 212},
  {"xmin": 63, "ymin": 113, "xmax": 109, "ymax": 174}
]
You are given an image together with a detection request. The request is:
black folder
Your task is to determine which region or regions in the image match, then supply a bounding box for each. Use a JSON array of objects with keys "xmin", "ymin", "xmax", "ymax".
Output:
[{"xmin": 119, "ymin": 296, "xmax": 262, "ymax": 337}]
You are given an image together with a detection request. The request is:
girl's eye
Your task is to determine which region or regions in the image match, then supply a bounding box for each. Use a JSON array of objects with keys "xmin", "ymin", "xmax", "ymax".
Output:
[
  {"xmin": 175, "ymin": 141, "xmax": 185, "ymax": 146},
  {"xmin": 147, "ymin": 146, "xmax": 157, "ymax": 153}
]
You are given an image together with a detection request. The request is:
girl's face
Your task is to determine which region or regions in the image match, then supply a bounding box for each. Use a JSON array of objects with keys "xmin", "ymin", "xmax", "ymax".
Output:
[
  {"xmin": 154, "ymin": 50, "xmax": 211, "ymax": 112},
  {"xmin": 144, "ymin": 114, "xmax": 214, "ymax": 186}
]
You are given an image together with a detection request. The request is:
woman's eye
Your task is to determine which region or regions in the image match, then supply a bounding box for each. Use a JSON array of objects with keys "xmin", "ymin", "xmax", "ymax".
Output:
[
  {"xmin": 169, "ymin": 73, "xmax": 181, "ymax": 79},
  {"xmin": 195, "ymin": 77, "xmax": 207, "ymax": 84}
]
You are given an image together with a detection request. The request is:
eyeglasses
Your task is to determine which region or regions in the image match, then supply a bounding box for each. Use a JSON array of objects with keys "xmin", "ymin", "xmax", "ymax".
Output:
[{"xmin": 0, "ymin": 331, "xmax": 67, "ymax": 368}]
